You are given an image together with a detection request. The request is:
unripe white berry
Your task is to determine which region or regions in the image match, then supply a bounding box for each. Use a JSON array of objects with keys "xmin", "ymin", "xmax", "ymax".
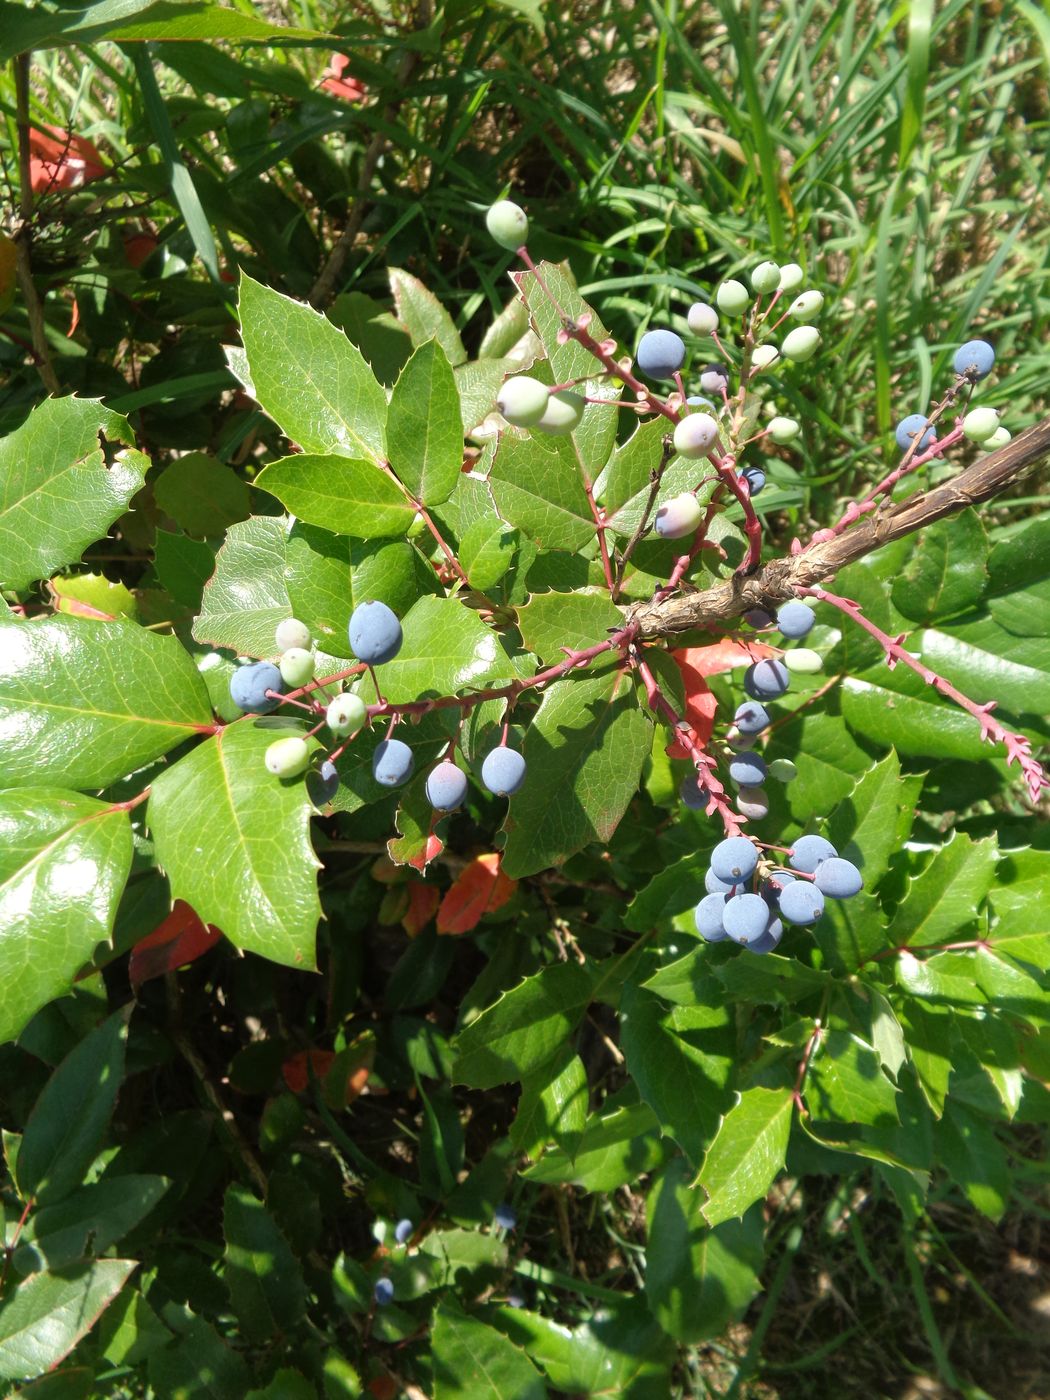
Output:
[
  {"xmin": 699, "ymin": 366, "xmax": 728, "ymax": 394},
  {"xmin": 275, "ymin": 618, "xmax": 311, "ymax": 651},
  {"xmin": 496, "ymin": 375, "xmax": 549, "ymax": 427},
  {"xmin": 653, "ymin": 492, "xmax": 703, "ymax": 540},
  {"xmin": 768, "ymin": 758, "xmax": 797, "ymax": 783},
  {"xmin": 736, "ymin": 786, "xmax": 769, "ymax": 820},
  {"xmin": 768, "ymin": 415, "xmax": 800, "ymax": 443},
  {"xmin": 962, "ymin": 406, "xmax": 1001, "ymax": 443},
  {"xmin": 728, "ymin": 729, "xmax": 756, "ymax": 751},
  {"xmin": 750, "ymin": 261, "xmax": 781, "ymax": 294},
  {"xmin": 716, "ymin": 280, "xmax": 751, "ymax": 315},
  {"xmin": 265, "ymin": 736, "xmax": 310, "ymax": 779},
  {"xmin": 279, "ymin": 647, "xmax": 316, "ymax": 687},
  {"xmin": 788, "ymin": 290, "xmax": 824, "ymax": 321},
  {"xmin": 985, "ymin": 426, "xmax": 1012, "ymax": 448},
  {"xmin": 536, "ymin": 390, "xmax": 585, "ymax": 435},
  {"xmin": 673, "ymin": 412, "xmax": 720, "ymax": 459},
  {"xmin": 778, "ymin": 263, "xmax": 805, "ymax": 291},
  {"xmin": 327, "ymin": 692, "xmax": 367, "ymax": 737},
  {"xmin": 782, "ymin": 326, "xmax": 821, "ymax": 362},
  {"xmin": 687, "ymin": 302, "xmax": 719, "ymax": 335},
  {"xmin": 751, "ymin": 344, "xmax": 779, "ymax": 370},
  {"xmin": 785, "ymin": 648, "xmax": 823, "ymax": 674},
  {"xmin": 485, "ymin": 199, "xmax": 529, "ymax": 251}
]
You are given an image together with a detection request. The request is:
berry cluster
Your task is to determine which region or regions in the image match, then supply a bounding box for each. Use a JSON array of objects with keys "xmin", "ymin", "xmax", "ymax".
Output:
[
  {"xmin": 894, "ymin": 339, "xmax": 1009, "ymax": 458},
  {"xmin": 695, "ymin": 832, "xmax": 862, "ymax": 953}
]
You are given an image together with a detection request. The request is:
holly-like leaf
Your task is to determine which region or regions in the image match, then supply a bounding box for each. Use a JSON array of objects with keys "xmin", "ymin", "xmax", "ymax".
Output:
[
  {"xmin": 891, "ymin": 509, "xmax": 988, "ymax": 623},
  {"xmin": 516, "ymin": 589, "xmax": 621, "ymax": 664},
  {"xmin": 0, "ymin": 789, "xmax": 133, "ymax": 1044},
  {"xmin": 0, "ymin": 398, "xmax": 144, "ymax": 592},
  {"xmin": 510, "ymin": 1044, "xmax": 589, "ymax": 1161},
  {"xmin": 826, "ymin": 750, "xmax": 922, "ymax": 888},
  {"xmin": 887, "ymin": 834, "xmax": 998, "ymax": 949},
  {"xmin": 458, "ymin": 520, "xmax": 519, "ymax": 592},
  {"xmin": 501, "ymin": 661, "xmax": 651, "ymax": 878},
  {"xmin": 989, "ymin": 849, "xmax": 1050, "ymax": 968},
  {"xmin": 489, "ymin": 432, "xmax": 595, "ymax": 552},
  {"xmin": 0, "ymin": 617, "xmax": 214, "ymax": 790},
  {"xmin": 389, "ymin": 268, "xmax": 468, "ymax": 368},
  {"xmin": 841, "ymin": 665, "xmax": 1005, "ymax": 761},
  {"xmin": 523, "ymin": 1096, "xmax": 670, "ymax": 1191},
  {"xmin": 148, "ymin": 721, "xmax": 322, "ymax": 970},
  {"xmin": 128, "ymin": 900, "xmax": 221, "ymax": 987},
  {"xmin": 387, "ymin": 340, "xmax": 464, "ymax": 506},
  {"xmin": 387, "ymin": 774, "xmax": 444, "ymax": 871},
  {"xmin": 807, "ymin": 1030, "xmax": 900, "ymax": 1128},
  {"xmin": 253, "ymin": 455, "xmax": 415, "ymax": 538},
  {"xmin": 431, "ymin": 1300, "xmax": 546, "ymax": 1400},
  {"xmin": 767, "ymin": 707, "xmax": 871, "ymax": 822},
  {"xmin": 223, "ymin": 1185, "xmax": 307, "ymax": 1343},
  {"xmin": 237, "ymin": 274, "xmax": 387, "ymax": 462},
  {"xmin": 14, "ymin": 1175, "xmax": 169, "ymax": 1275},
  {"xmin": 986, "ymin": 515, "xmax": 1050, "ymax": 637},
  {"xmin": 153, "ymin": 452, "xmax": 250, "ymax": 538},
  {"xmin": 437, "ymin": 853, "xmax": 517, "ymax": 935},
  {"xmin": 194, "ymin": 516, "xmax": 293, "ymax": 659},
  {"xmin": 0, "ymin": 1260, "xmax": 135, "ymax": 1382},
  {"xmin": 696, "ymin": 1086, "xmax": 794, "ymax": 1227},
  {"xmin": 378, "ymin": 595, "xmax": 515, "ymax": 703}
]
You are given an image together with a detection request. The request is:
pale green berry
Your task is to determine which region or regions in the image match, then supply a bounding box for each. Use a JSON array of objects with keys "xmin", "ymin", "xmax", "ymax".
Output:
[
  {"xmin": 728, "ymin": 729, "xmax": 756, "ymax": 752},
  {"xmin": 788, "ymin": 290, "xmax": 824, "ymax": 321},
  {"xmin": 778, "ymin": 263, "xmax": 804, "ymax": 292},
  {"xmin": 963, "ymin": 407, "xmax": 1001, "ymax": 443},
  {"xmin": 768, "ymin": 758, "xmax": 797, "ymax": 783},
  {"xmin": 716, "ymin": 279, "xmax": 751, "ymax": 315},
  {"xmin": 687, "ymin": 302, "xmax": 719, "ymax": 335},
  {"xmin": 279, "ymin": 647, "xmax": 316, "ymax": 687},
  {"xmin": 673, "ymin": 412, "xmax": 720, "ymax": 458},
  {"xmin": 653, "ymin": 491, "xmax": 703, "ymax": 540},
  {"xmin": 327, "ymin": 691, "xmax": 367, "ymax": 737},
  {"xmin": 785, "ymin": 648, "xmax": 823, "ymax": 674},
  {"xmin": 736, "ymin": 786, "xmax": 769, "ymax": 820},
  {"xmin": 750, "ymin": 261, "xmax": 781, "ymax": 295},
  {"xmin": 768, "ymin": 416, "xmax": 800, "ymax": 443},
  {"xmin": 485, "ymin": 199, "xmax": 528, "ymax": 251},
  {"xmin": 536, "ymin": 390, "xmax": 585, "ymax": 435},
  {"xmin": 496, "ymin": 375, "xmax": 549, "ymax": 427},
  {"xmin": 275, "ymin": 618, "xmax": 311, "ymax": 652},
  {"xmin": 265, "ymin": 736, "xmax": 310, "ymax": 779},
  {"xmin": 986, "ymin": 426, "xmax": 1012, "ymax": 448},
  {"xmin": 782, "ymin": 327, "xmax": 821, "ymax": 362},
  {"xmin": 751, "ymin": 344, "xmax": 780, "ymax": 370}
]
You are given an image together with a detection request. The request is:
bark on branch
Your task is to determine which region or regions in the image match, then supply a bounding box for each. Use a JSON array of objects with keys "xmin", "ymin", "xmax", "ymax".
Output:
[{"xmin": 627, "ymin": 415, "xmax": 1050, "ymax": 640}]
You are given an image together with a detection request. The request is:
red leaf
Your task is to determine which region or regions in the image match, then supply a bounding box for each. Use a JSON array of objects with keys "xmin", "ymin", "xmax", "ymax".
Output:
[
  {"xmin": 401, "ymin": 833, "xmax": 444, "ymax": 873},
  {"xmin": 282, "ymin": 1049, "xmax": 336, "ymax": 1094},
  {"xmin": 672, "ymin": 638, "xmax": 777, "ymax": 678},
  {"xmin": 437, "ymin": 853, "xmax": 517, "ymax": 935},
  {"xmin": 402, "ymin": 882, "xmax": 440, "ymax": 937},
  {"xmin": 666, "ymin": 659, "xmax": 719, "ymax": 758},
  {"xmin": 123, "ymin": 232, "xmax": 157, "ymax": 268},
  {"xmin": 321, "ymin": 53, "xmax": 367, "ymax": 102},
  {"xmin": 282, "ymin": 1039, "xmax": 374, "ymax": 1107},
  {"xmin": 28, "ymin": 125, "xmax": 106, "ymax": 194},
  {"xmin": 129, "ymin": 900, "xmax": 221, "ymax": 987}
]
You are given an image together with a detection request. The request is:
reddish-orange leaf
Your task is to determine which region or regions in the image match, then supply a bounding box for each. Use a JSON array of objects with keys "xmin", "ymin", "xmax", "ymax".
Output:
[
  {"xmin": 28, "ymin": 125, "xmax": 106, "ymax": 193},
  {"xmin": 129, "ymin": 900, "xmax": 221, "ymax": 987},
  {"xmin": 123, "ymin": 232, "xmax": 157, "ymax": 268},
  {"xmin": 437, "ymin": 853, "xmax": 517, "ymax": 935},
  {"xmin": 321, "ymin": 52, "xmax": 367, "ymax": 102},
  {"xmin": 368, "ymin": 1376, "xmax": 397, "ymax": 1400},
  {"xmin": 666, "ymin": 660, "xmax": 719, "ymax": 758},
  {"xmin": 402, "ymin": 882, "xmax": 440, "ymax": 937},
  {"xmin": 281, "ymin": 1049, "xmax": 336, "ymax": 1095},
  {"xmin": 672, "ymin": 638, "xmax": 777, "ymax": 678}
]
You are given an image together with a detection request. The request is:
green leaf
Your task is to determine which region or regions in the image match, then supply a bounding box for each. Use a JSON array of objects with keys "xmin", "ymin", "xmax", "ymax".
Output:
[
  {"xmin": 645, "ymin": 1156, "xmax": 764, "ymax": 1344},
  {"xmin": 841, "ymin": 665, "xmax": 1003, "ymax": 761},
  {"xmin": 489, "ymin": 433, "xmax": 596, "ymax": 552},
  {"xmin": 452, "ymin": 963, "xmax": 594, "ymax": 1090},
  {"xmin": 223, "ymin": 1185, "xmax": 307, "ymax": 1344},
  {"xmin": 890, "ymin": 509, "xmax": 988, "ymax": 623},
  {"xmin": 620, "ymin": 985, "xmax": 734, "ymax": 1167},
  {"xmin": 386, "ymin": 341, "xmax": 464, "ymax": 507},
  {"xmin": 153, "ymin": 452, "xmax": 250, "ymax": 538},
  {"xmin": 147, "ymin": 1316, "xmax": 251, "ymax": 1399},
  {"xmin": 378, "ymin": 595, "xmax": 515, "ymax": 704},
  {"xmin": 456, "ymin": 358, "xmax": 517, "ymax": 436},
  {"xmin": 0, "ymin": 617, "xmax": 213, "ymax": 790},
  {"xmin": 500, "ymin": 661, "xmax": 651, "ymax": 878},
  {"xmin": 516, "ymin": 590, "xmax": 621, "ymax": 665},
  {"xmin": 887, "ymin": 834, "xmax": 998, "ymax": 948},
  {"xmin": 154, "ymin": 531, "xmax": 216, "ymax": 612},
  {"xmin": 253, "ymin": 455, "xmax": 415, "ymax": 538},
  {"xmin": 0, "ymin": 399, "xmax": 144, "ymax": 592},
  {"xmin": 934, "ymin": 1101, "xmax": 1010, "ymax": 1221},
  {"xmin": 0, "ymin": 1260, "xmax": 135, "ymax": 1382},
  {"xmin": 986, "ymin": 515, "xmax": 1050, "ymax": 636},
  {"xmin": 458, "ymin": 520, "xmax": 519, "ymax": 591},
  {"xmin": 0, "ymin": 790, "xmax": 133, "ymax": 1045},
  {"xmin": 245, "ymin": 1369, "xmax": 316, "ymax": 1400},
  {"xmin": 711, "ymin": 952, "xmax": 831, "ymax": 1005},
  {"xmin": 14, "ymin": 1175, "xmax": 169, "ymax": 1275},
  {"xmin": 894, "ymin": 949, "xmax": 985, "ymax": 1005},
  {"xmin": 989, "ymin": 849, "xmax": 1050, "ymax": 968},
  {"xmin": 510, "ymin": 1045, "xmax": 589, "ymax": 1161},
  {"xmin": 826, "ymin": 750, "xmax": 922, "ymax": 888},
  {"xmin": 97, "ymin": 1286, "xmax": 169, "ymax": 1368},
  {"xmin": 815, "ymin": 892, "xmax": 895, "ymax": 974},
  {"xmin": 194, "ymin": 516, "xmax": 293, "ymax": 659},
  {"xmin": 523, "ymin": 1097, "xmax": 670, "ymax": 1191},
  {"xmin": 431, "ymin": 1300, "xmax": 546, "ymax": 1400},
  {"xmin": 148, "ymin": 721, "xmax": 321, "ymax": 970},
  {"xmin": 899, "ymin": 1000, "xmax": 955, "ymax": 1115},
  {"xmin": 237, "ymin": 274, "xmax": 387, "ymax": 462},
  {"xmin": 389, "ymin": 268, "xmax": 467, "ymax": 368},
  {"xmin": 767, "ymin": 707, "xmax": 871, "ymax": 821},
  {"xmin": 696, "ymin": 1086, "xmax": 794, "ymax": 1227},
  {"xmin": 16, "ymin": 1011, "xmax": 128, "ymax": 1206},
  {"xmin": 807, "ymin": 1029, "xmax": 900, "ymax": 1128}
]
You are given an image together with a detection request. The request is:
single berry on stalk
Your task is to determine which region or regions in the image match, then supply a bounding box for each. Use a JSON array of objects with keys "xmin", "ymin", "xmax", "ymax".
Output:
[
  {"xmin": 426, "ymin": 761, "xmax": 468, "ymax": 812},
  {"xmin": 741, "ymin": 466, "xmax": 766, "ymax": 495},
  {"xmin": 687, "ymin": 302, "xmax": 719, "ymax": 335},
  {"xmin": 953, "ymin": 339, "xmax": 995, "ymax": 379},
  {"xmin": 716, "ymin": 280, "xmax": 750, "ymax": 315},
  {"xmin": 750, "ymin": 260, "xmax": 781, "ymax": 294},
  {"xmin": 744, "ymin": 659, "xmax": 790, "ymax": 699},
  {"xmin": 734, "ymin": 701, "xmax": 770, "ymax": 734},
  {"xmin": 327, "ymin": 692, "xmax": 367, "ymax": 737},
  {"xmin": 536, "ymin": 390, "xmax": 584, "ymax": 435},
  {"xmin": 654, "ymin": 491, "xmax": 703, "ymax": 539},
  {"xmin": 780, "ymin": 881, "xmax": 825, "ymax": 924},
  {"xmin": 279, "ymin": 647, "xmax": 315, "ymax": 688},
  {"xmin": 496, "ymin": 376, "xmax": 549, "ymax": 427},
  {"xmin": 710, "ymin": 836, "xmax": 758, "ymax": 882},
  {"xmin": 672, "ymin": 412, "xmax": 719, "ymax": 459},
  {"xmin": 895, "ymin": 414, "xmax": 936, "ymax": 452},
  {"xmin": 230, "ymin": 660, "xmax": 283, "ymax": 714},
  {"xmin": 349, "ymin": 600, "xmax": 403, "ymax": 666},
  {"xmin": 372, "ymin": 738, "xmax": 414, "ymax": 787},
  {"xmin": 265, "ymin": 736, "xmax": 310, "ymax": 779},
  {"xmin": 777, "ymin": 600, "xmax": 815, "ymax": 639},
  {"xmin": 482, "ymin": 746, "xmax": 527, "ymax": 796},
  {"xmin": 485, "ymin": 199, "xmax": 528, "ymax": 251},
  {"xmin": 782, "ymin": 326, "xmax": 821, "ymax": 361},
  {"xmin": 788, "ymin": 833, "xmax": 837, "ymax": 873},
  {"xmin": 723, "ymin": 892, "xmax": 772, "ymax": 944},
  {"xmin": 636, "ymin": 329, "xmax": 686, "ymax": 380},
  {"xmin": 815, "ymin": 857, "xmax": 864, "ymax": 898},
  {"xmin": 374, "ymin": 1278, "xmax": 395, "ymax": 1306},
  {"xmin": 729, "ymin": 752, "xmax": 767, "ymax": 788},
  {"xmin": 275, "ymin": 618, "xmax": 311, "ymax": 652},
  {"xmin": 694, "ymin": 893, "xmax": 729, "ymax": 942}
]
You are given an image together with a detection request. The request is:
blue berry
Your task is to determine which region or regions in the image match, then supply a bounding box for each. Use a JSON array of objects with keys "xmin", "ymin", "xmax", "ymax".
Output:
[
  {"xmin": 426, "ymin": 760, "xmax": 468, "ymax": 811},
  {"xmin": 482, "ymin": 747, "xmax": 526, "ymax": 796},
  {"xmin": 311, "ymin": 759, "xmax": 340, "ymax": 805},
  {"xmin": 788, "ymin": 834, "xmax": 837, "ymax": 873},
  {"xmin": 728, "ymin": 753, "xmax": 767, "ymax": 788},
  {"xmin": 694, "ymin": 893, "xmax": 729, "ymax": 941},
  {"xmin": 779, "ymin": 881, "xmax": 825, "ymax": 924},
  {"xmin": 681, "ymin": 776, "xmax": 706, "ymax": 811},
  {"xmin": 394, "ymin": 1218, "xmax": 413, "ymax": 1245},
  {"xmin": 744, "ymin": 659, "xmax": 790, "ymax": 700},
  {"xmin": 636, "ymin": 329, "xmax": 686, "ymax": 380},
  {"xmin": 740, "ymin": 466, "xmax": 766, "ymax": 496},
  {"xmin": 349, "ymin": 600, "xmax": 403, "ymax": 666},
  {"xmin": 777, "ymin": 600, "xmax": 815, "ymax": 639},
  {"xmin": 710, "ymin": 836, "xmax": 758, "ymax": 883},
  {"xmin": 723, "ymin": 892, "xmax": 771, "ymax": 944},
  {"xmin": 953, "ymin": 339, "xmax": 995, "ymax": 380},
  {"xmin": 230, "ymin": 661, "xmax": 283, "ymax": 713},
  {"xmin": 745, "ymin": 919, "xmax": 783, "ymax": 955},
  {"xmin": 814, "ymin": 857, "xmax": 863, "ymax": 898},
  {"xmin": 734, "ymin": 701, "xmax": 770, "ymax": 734},
  {"xmin": 895, "ymin": 414, "xmax": 936, "ymax": 452},
  {"xmin": 493, "ymin": 1203, "xmax": 517, "ymax": 1231},
  {"xmin": 374, "ymin": 1277, "xmax": 394, "ymax": 1306},
  {"xmin": 372, "ymin": 738, "xmax": 414, "ymax": 787},
  {"xmin": 705, "ymin": 868, "xmax": 743, "ymax": 896},
  {"xmin": 745, "ymin": 609, "xmax": 773, "ymax": 629},
  {"xmin": 761, "ymin": 871, "xmax": 797, "ymax": 909}
]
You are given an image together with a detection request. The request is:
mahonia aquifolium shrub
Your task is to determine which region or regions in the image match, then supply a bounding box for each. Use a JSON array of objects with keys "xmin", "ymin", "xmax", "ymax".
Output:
[{"xmin": 226, "ymin": 199, "xmax": 1039, "ymax": 961}]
